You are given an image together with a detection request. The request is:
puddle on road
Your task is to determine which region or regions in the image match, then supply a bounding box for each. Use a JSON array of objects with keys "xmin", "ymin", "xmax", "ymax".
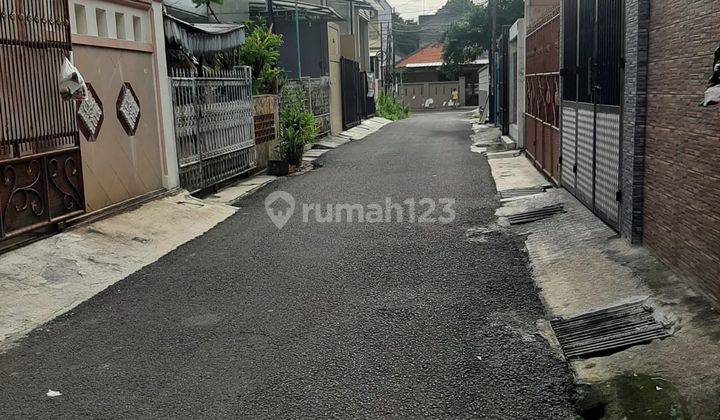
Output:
[{"xmin": 578, "ymin": 373, "xmax": 689, "ymax": 419}]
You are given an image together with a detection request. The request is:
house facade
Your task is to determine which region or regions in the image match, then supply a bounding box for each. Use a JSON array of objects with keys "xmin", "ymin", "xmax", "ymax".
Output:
[{"xmin": 492, "ymin": 0, "xmax": 720, "ymax": 306}]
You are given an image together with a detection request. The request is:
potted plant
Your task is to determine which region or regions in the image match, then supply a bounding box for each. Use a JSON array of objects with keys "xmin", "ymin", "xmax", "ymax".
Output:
[
  {"xmin": 267, "ymin": 145, "xmax": 289, "ymax": 176},
  {"xmin": 279, "ymin": 85, "xmax": 316, "ymax": 170}
]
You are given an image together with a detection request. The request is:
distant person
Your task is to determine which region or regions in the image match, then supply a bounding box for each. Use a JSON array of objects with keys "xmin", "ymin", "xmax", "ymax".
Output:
[{"xmin": 451, "ymin": 88, "xmax": 460, "ymax": 108}]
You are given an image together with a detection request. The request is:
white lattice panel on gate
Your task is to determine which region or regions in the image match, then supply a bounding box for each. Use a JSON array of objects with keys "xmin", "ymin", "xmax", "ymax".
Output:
[
  {"xmin": 561, "ymin": 104, "xmax": 577, "ymax": 189},
  {"xmin": 594, "ymin": 108, "xmax": 621, "ymax": 225},
  {"xmin": 170, "ymin": 67, "xmax": 257, "ymax": 192},
  {"xmin": 576, "ymin": 105, "xmax": 594, "ymax": 207}
]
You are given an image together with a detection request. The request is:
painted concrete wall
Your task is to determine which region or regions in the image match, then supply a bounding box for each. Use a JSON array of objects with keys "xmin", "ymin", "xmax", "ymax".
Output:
[
  {"xmin": 398, "ymin": 79, "xmax": 465, "ymax": 110},
  {"xmin": 509, "ymin": 19, "xmax": 525, "ymax": 147},
  {"xmin": 70, "ymin": 0, "xmax": 167, "ymax": 211},
  {"xmin": 328, "ymin": 22, "xmax": 343, "ymax": 134}
]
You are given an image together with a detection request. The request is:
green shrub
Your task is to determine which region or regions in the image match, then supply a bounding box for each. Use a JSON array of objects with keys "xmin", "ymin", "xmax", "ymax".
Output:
[
  {"xmin": 213, "ymin": 19, "xmax": 283, "ymax": 94},
  {"xmin": 279, "ymin": 86, "xmax": 316, "ymax": 165},
  {"xmin": 376, "ymin": 92, "xmax": 410, "ymax": 120}
]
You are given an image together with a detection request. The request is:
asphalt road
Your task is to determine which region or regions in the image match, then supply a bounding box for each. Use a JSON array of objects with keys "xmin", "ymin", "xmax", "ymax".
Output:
[{"xmin": 0, "ymin": 111, "xmax": 576, "ymax": 418}]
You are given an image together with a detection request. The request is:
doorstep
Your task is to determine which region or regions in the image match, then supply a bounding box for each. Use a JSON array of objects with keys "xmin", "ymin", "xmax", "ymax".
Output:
[{"xmin": 482, "ymin": 136, "xmax": 720, "ymax": 418}]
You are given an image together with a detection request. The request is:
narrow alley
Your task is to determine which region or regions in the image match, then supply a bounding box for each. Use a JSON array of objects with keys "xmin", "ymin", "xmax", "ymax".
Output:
[{"xmin": 0, "ymin": 112, "xmax": 577, "ymax": 418}]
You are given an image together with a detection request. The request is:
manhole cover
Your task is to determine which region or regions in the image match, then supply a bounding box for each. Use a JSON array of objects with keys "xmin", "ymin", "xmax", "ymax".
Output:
[
  {"xmin": 551, "ymin": 301, "xmax": 672, "ymax": 359},
  {"xmin": 506, "ymin": 204, "xmax": 565, "ymax": 225}
]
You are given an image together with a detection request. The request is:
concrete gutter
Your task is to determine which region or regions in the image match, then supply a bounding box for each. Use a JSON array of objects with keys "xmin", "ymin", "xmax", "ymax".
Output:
[{"xmin": 480, "ymin": 128, "xmax": 720, "ymax": 417}]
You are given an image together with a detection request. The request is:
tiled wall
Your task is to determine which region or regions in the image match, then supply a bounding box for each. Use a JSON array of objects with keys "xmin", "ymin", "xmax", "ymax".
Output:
[{"xmin": 621, "ymin": 0, "xmax": 650, "ymax": 243}]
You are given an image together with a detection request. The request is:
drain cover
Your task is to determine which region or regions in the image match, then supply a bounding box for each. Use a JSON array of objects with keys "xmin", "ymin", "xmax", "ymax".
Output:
[
  {"xmin": 506, "ymin": 204, "xmax": 565, "ymax": 225},
  {"xmin": 500, "ymin": 187, "xmax": 547, "ymax": 199},
  {"xmin": 551, "ymin": 301, "xmax": 671, "ymax": 359}
]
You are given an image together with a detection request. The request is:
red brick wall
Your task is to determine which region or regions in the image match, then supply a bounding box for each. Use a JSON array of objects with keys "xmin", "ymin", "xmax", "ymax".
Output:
[{"xmin": 644, "ymin": 0, "xmax": 720, "ymax": 305}]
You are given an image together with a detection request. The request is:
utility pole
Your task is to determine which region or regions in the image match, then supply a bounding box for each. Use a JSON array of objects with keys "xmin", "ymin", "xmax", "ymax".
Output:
[
  {"xmin": 379, "ymin": 22, "xmax": 384, "ymax": 92},
  {"xmin": 391, "ymin": 30, "xmax": 396, "ymax": 94},
  {"xmin": 488, "ymin": 0, "xmax": 497, "ymax": 123},
  {"xmin": 294, "ymin": 0, "xmax": 301, "ymax": 78},
  {"xmin": 266, "ymin": 0, "xmax": 276, "ymax": 31}
]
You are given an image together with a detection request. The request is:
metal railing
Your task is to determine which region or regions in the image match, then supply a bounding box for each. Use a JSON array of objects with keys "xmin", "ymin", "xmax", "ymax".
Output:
[
  {"xmin": 283, "ymin": 77, "xmax": 331, "ymax": 138},
  {"xmin": 170, "ymin": 67, "xmax": 257, "ymax": 192}
]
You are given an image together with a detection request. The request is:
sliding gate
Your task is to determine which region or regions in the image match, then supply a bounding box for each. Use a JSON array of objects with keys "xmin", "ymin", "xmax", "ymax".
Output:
[
  {"xmin": 525, "ymin": 13, "xmax": 560, "ymax": 182},
  {"xmin": 170, "ymin": 67, "xmax": 256, "ymax": 193},
  {"xmin": 561, "ymin": 0, "xmax": 624, "ymax": 229},
  {"xmin": 0, "ymin": 0, "xmax": 85, "ymax": 242}
]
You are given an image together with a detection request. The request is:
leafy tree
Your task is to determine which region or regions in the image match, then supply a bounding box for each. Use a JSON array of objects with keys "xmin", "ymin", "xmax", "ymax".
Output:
[
  {"xmin": 392, "ymin": 12, "xmax": 419, "ymax": 57},
  {"xmin": 437, "ymin": 0, "xmax": 476, "ymax": 18},
  {"xmin": 441, "ymin": 0, "xmax": 523, "ymax": 75},
  {"xmin": 213, "ymin": 19, "xmax": 283, "ymax": 94}
]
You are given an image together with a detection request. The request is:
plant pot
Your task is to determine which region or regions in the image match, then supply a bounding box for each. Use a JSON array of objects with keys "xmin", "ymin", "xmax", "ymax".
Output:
[{"xmin": 267, "ymin": 159, "xmax": 289, "ymax": 176}]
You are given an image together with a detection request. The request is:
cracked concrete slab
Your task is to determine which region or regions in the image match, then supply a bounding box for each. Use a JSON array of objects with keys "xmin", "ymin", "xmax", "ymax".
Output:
[{"xmin": 0, "ymin": 192, "xmax": 236, "ymax": 350}]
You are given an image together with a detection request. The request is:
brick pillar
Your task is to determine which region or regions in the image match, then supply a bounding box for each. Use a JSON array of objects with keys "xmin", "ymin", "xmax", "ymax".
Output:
[{"xmin": 621, "ymin": 0, "xmax": 650, "ymax": 244}]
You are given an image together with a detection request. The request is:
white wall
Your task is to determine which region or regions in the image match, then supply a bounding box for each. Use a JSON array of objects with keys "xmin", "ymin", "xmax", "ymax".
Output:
[
  {"xmin": 509, "ymin": 19, "xmax": 526, "ymax": 148},
  {"xmin": 70, "ymin": 0, "xmax": 151, "ymax": 42}
]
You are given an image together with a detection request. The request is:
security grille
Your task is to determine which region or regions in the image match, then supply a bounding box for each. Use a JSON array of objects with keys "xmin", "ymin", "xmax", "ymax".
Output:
[{"xmin": 170, "ymin": 67, "xmax": 256, "ymax": 193}]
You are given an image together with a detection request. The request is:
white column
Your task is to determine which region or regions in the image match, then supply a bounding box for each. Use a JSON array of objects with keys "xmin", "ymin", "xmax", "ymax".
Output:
[{"xmin": 151, "ymin": 1, "xmax": 180, "ymax": 190}]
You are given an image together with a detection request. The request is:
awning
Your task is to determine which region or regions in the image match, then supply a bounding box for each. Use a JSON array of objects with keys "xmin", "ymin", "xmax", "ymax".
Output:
[
  {"xmin": 249, "ymin": 0, "xmax": 344, "ymax": 20},
  {"xmin": 164, "ymin": 14, "xmax": 245, "ymax": 56}
]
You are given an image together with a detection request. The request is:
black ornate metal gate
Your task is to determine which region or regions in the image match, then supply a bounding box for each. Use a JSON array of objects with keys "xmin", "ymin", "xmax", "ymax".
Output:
[{"xmin": 0, "ymin": 0, "xmax": 85, "ymax": 241}]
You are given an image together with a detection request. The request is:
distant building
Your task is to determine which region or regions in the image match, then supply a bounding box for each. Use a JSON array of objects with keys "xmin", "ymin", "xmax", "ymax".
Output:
[
  {"xmin": 395, "ymin": 42, "xmax": 487, "ymax": 109},
  {"xmin": 417, "ymin": 12, "xmax": 453, "ymax": 48}
]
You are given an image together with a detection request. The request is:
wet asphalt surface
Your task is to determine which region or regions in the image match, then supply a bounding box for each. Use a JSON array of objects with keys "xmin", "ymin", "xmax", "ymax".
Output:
[{"xmin": 0, "ymin": 111, "xmax": 576, "ymax": 418}]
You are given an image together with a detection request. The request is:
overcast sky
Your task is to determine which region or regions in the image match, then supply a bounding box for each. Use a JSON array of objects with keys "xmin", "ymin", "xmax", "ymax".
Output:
[{"xmin": 387, "ymin": 0, "xmax": 449, "ymax": 21}]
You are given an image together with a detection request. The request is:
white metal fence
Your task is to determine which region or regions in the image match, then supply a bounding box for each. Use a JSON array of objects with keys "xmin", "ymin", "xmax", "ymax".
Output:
[
  {"xmin": 170, "ymin": 67, "xmax": 256, "ymax": 192},
  {"xmin": 283, "ymin": 77, "xmax": 331, "ymax": 138}
]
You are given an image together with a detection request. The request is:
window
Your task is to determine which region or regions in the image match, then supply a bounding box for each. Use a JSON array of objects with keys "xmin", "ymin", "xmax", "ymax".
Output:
[
  {"xmin": 74, "ymin": 4, "xmax": 87, "ymax": 35},
  {"xmin": 115, "ymin": 13, "xmax": 126, "ymax": 40},
  {"xmin": 132, "ymin": 16, "xmax": 142, "ymax": 42},
  {"xmin": 95, "ymin": 8, "xmax": 108, "ymax": 38}
]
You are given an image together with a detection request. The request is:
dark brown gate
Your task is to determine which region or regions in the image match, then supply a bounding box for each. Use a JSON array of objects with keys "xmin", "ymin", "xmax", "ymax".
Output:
[
  {"xmin": 0, "ymin": 0, "xmax": 84, "ymax": 242},
  {"xmin": 525, "ymin": 13, "xmax": 560, "ymax": 183}
]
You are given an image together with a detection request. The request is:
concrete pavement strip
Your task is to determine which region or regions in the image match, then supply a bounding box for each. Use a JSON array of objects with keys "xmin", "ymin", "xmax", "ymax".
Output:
[
  {"xmin": 0, "ymin": 193, "xmax": 236, "ymax": 351},
  {"xmin": 481, "ymin": 127, "xmax": 720, "ymax": 418}
]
